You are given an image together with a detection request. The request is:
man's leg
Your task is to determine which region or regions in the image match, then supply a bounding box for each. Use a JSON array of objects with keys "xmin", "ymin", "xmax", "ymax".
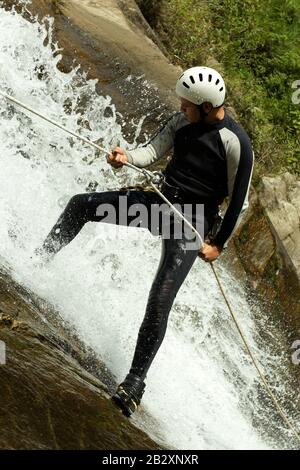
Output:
[
  {"xmin": 112, "ymin": 209, "xmax": 216, "ymax": 416},
  {"xmin": 112, "ymin": 235, "xmax": 200, "ymax": 416},
  {"xmin": 129, "ymin": 236, "xmax": 200, "ymax": 380},
  {"xmin": 37, "ymin": 190, "xmax": 158, "ymax": 257}
]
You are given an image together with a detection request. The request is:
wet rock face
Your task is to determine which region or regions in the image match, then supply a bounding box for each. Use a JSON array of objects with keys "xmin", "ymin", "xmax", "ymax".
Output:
[
  {"xmin": 234, "ymin": 175, "xmax": 300, "ymax": 335},
  {"xmin": 0, "ymin": 269, "xmax": 161, "ymax": 450},
  {"xmin": 259, "ymin": 172, "xmax": 300, "ymax": 277}
]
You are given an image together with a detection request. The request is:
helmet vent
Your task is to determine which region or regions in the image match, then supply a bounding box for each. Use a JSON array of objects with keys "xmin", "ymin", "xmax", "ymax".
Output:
[
  {"xmin": 190, "ymin": 75, "xmax": 195, "ymax": 84},
  {"xmin": 183, "ymin": 81, "xmax": 190, "ymax": 89},
  {"xmin": 208, "ymin": 74, "xmax": 212, "ymax": 82},
  {"xmin": 199, "ymin": 73, "xmax": 203, "ymax": 81},
  {"xmin": 215, "ymin": 79, "xmax": 220, "ymax": 85},
  {"xmin": 219, "ymin": 87, "xmax": 224, "ymax": 91}
]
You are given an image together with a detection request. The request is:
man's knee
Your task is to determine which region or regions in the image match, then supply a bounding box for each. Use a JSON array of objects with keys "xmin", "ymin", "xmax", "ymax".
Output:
[{"xmin": 66, "ymin": 193, "xmax": 92, "ymax": 214}]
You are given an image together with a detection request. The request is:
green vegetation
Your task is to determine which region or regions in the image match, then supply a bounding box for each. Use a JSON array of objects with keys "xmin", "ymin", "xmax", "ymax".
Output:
[{"xmin": 137, "ymin": 0, "xmax": 300, "ymax": 178}]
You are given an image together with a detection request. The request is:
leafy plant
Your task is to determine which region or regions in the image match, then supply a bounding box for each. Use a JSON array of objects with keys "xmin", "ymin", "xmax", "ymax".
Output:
[{"xmin": 143, "ymin": 0, "xmax": 300, "ymax": 176}]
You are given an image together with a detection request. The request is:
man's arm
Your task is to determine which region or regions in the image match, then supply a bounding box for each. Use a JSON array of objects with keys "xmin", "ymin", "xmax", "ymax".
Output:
[
  {"xmin": 126, "ymin": 113, "xmax": 187, "ymax": 168},
  {"xmin": 211, "ymin": 127, "xmax": 254, "ymax": 249}
]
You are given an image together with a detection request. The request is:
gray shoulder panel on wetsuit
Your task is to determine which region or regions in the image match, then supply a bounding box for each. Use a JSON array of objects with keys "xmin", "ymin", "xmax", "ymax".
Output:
[
  {"xmin": 214, "ymin": 126, "xmax": 254, "ymax": 247},
  {"xmin": 219, "ymin": 127, "xmax": 242, "ymax": 200}
]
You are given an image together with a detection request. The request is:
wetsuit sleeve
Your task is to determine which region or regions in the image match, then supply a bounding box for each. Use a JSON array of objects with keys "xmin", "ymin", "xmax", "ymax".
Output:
[
  {"xmin": 212, "ymin": 128, "xmax": 254, "ymax": 248},
  {"xmin": 126, "ymin": 113, "xmax": 184, "ymax": 168}
]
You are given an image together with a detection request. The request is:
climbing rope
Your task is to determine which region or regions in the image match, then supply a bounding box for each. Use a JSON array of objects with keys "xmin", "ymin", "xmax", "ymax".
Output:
[
  {"xmin": 1, "ymin": 90, "xmax": 299, "ymax": 445},
  {"xmin": 210, "ymin": 262, "xmax": 300, "ymax": 444}
]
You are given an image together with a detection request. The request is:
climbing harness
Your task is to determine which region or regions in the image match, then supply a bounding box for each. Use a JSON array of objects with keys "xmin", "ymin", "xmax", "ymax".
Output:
[{"xmin": 1, "ymin": 89, "xmax": 299, "ymax": 444}]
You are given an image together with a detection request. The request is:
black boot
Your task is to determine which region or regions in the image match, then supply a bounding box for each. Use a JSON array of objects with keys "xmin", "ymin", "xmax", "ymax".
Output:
[{"xmin": 112, "ymin": 373, "xmax": 146, "ymax": 417}]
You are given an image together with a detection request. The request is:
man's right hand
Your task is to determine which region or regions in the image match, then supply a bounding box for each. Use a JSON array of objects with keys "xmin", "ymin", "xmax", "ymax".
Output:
[{"xmin": 107, "ymin": 147, "xmax": 128, "ymax": 168}]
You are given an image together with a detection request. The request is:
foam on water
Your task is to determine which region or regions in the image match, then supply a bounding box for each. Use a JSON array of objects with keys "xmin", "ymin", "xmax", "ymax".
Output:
[{"xmin": 0, "ymin": 2, "xmax": 298, "ymax": 449}]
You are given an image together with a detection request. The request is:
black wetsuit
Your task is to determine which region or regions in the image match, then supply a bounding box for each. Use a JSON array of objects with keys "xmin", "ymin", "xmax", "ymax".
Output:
[{"xmin": 41, "ymin": 110, "xmax": 254, "ymax": 381}]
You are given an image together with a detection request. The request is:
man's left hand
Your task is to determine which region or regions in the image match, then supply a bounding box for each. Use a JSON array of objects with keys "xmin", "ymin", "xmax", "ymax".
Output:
[{"xmin": 198, "ymin": 242, "xmax": 222, "ymax": 262}]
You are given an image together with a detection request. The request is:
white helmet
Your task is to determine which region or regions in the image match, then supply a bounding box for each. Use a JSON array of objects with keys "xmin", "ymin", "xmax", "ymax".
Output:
[{"xmin": 176, "ymin": 66, "xmax": 226, "ymax": 108}]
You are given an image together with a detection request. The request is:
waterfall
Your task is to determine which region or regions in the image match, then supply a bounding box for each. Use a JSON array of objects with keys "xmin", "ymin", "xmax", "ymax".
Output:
[{"xmin": 0, "ymin": 2, "xmax": 298, "ymax": 450}]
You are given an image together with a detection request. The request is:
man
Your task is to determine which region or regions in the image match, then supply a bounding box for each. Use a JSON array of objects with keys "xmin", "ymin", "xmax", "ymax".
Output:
[{"xmin": 38, "ymin": 66, "xmax": 254, "ymax": 417}]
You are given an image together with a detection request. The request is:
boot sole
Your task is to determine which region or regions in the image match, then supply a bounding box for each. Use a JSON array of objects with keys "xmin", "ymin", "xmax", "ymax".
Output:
[{"xmin": 111, "ymin": 394, "xmax": 135, "ymax": 417}]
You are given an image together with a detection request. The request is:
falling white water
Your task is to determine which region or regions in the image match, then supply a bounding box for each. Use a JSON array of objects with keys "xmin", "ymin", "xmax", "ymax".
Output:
[{"xmin": 0, "ymin": 2, "xmax": 298, "ymax": 450}]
